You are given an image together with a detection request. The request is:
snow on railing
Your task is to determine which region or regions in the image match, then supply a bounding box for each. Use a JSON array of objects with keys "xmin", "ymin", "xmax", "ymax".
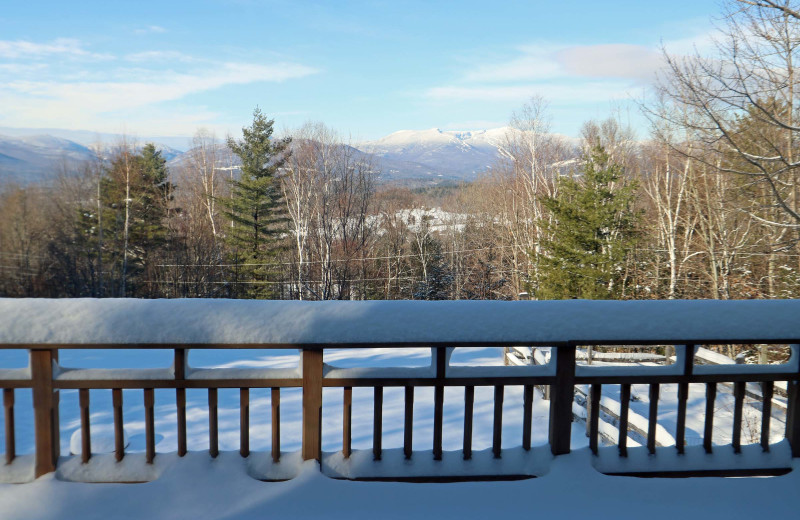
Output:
[{"xmin": 0, "ymin": 298, "xmax": 798, "ymax": 482}]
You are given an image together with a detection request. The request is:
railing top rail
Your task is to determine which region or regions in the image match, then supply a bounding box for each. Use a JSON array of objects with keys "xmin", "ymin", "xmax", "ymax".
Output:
[{"xmin": 1, "ymin": 298, "xmax": 799, "ymax": 348}]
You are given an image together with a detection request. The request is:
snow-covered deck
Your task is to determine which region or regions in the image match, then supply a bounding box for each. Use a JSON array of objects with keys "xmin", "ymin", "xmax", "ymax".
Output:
[
  {"xmin": 0, "ymin": 298, "xmax": 799, "ymax": 519},
  {"xmin": 1, "ymin": 452, "xmax": 797, "ymax": 520}
]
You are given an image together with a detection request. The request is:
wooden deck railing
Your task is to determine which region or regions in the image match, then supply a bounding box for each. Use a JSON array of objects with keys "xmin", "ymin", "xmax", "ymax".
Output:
[{"xmin": 0, "ymin": 299, "xmax": 799, "ymax": 480}]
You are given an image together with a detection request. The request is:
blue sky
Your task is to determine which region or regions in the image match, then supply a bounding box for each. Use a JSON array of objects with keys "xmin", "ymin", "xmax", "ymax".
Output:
[{"xmin": 0, "ymin": 1, "xmax": 720, "ymax": 142}]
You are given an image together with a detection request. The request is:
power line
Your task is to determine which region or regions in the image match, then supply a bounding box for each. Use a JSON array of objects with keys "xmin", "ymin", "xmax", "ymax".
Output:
[{"xmin": 156, "ymin": 245, "xmax": 516, "ymax": 268}]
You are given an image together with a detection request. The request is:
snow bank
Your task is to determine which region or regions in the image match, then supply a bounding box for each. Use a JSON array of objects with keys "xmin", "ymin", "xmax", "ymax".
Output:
[
  {"xmin": 1, "ymin": 452, "xmax": 798, "ymax": 520},
  {"xmin": 1, "ymin": 298, "xmax": 799, "ymax": 346},
  {"xmin": 56, "ymin": 453, "xmax": 166, "ymax": 483},
  {"xmin": 593, "ymin": 441, "xmax": 794, "ymax": 474},
  {"xmin": 322, "ymin": 446, "xmax": 551, "ymax": 479}
]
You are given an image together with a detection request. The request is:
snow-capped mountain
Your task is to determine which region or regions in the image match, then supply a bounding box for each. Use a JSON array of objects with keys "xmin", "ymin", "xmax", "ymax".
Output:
[
  {"xmin": 360, "ymin": 127, "xmax": 509, "ymax": 182},
  {"xmin": 0, "ymin": 132, "xmax": 186, "ymax": 185},
  {"xmin": 0, "ymin": 134, "xmax": 98, "ymax": 184},
  {"xmin": 0, "ymin": 126, "xmax": 515, "ymax": 186}
]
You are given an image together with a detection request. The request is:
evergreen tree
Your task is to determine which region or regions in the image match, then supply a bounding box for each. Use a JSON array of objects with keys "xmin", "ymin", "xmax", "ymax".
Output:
[
  {"xmin": 100, "ymin": 143, "xmax": 174, "ymax": 296},
  {"xmin": 222, "ymin": 108, "xmax": 291, "ymax": 297},
  {"xmin": 536, "ymin": 145, "xmax": 639, "ymax": 300}
]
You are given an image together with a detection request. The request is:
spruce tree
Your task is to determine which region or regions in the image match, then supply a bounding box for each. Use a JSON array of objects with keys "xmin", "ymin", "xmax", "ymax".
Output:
[
  {"xmin": 222, "ymin": 108, "xmax": 290, "ymax": 297},
  {"xmin": 100, "ymin": 142, "xmax": 174, "ymax": 296},
  {"xmin": 536, "ymin": 145, "xmax": 639, "ymax": 300}
]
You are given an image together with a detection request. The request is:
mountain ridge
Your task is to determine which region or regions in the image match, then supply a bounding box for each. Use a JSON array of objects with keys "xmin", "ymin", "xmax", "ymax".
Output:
[{"xmin": 0, "ymin": 126, "xmax": 519, "ymax": 186}]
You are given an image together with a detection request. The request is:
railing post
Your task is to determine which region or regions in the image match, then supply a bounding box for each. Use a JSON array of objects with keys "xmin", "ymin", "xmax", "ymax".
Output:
[
  {"xmin": 174, "ymin": 349, "xmax": 187, "ymax": 457},
  {"xmin": 302, "ymin": 348, "xmax": 323, "ymax": 462},
  {"xmin": 31, "ymin": 349, "xmax": 59, "ymax": 477},
  {"xmin": 549, "ymin": 345, "xmax": 576, "ymax": 456},
  {"xmin": 787, "ymin": 347, "xmax": 800, "ymax": 457}
]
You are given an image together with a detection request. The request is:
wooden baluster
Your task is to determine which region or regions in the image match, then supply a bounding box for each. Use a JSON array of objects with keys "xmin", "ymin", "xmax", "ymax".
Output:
[
  {"xmin": 403, "ymin": 386, "xmax": 413, "ymax": 460},
  {"xmin": 549, "ymin": 346, "xmax": 576, "ymax": 456},
  {"xmin": 522, "ymin": 384, "xmax": 533, "ymax": 451},
  {"xmin": 492, "ymin": 385, "xmax": 504, "ymax": 458},
  {"xmin": 786, "ymin": 363, "xmax": 800, "ymax": 457},
  {"xmin": 4, "ymin": 389, "xmax": 15, "ymax": 465},
  {"xmin": 676, "ymin": 382, "xmax": 689, "ymax": 454},
  {"xmin": 78, "ymin": 389, "xmax": 90, "ymax": 464},
  {"xmin": 240, "ymin": 388, "xmax": 249, "ymax": 458},
  {"xmin": 208, "ymin": 388, "xmax": 218, "ymax": 458},
  {"xmin": 112, "ymin": 388, "xmax": 124, "ymax": 462},
  {"xmin": 761, "ymin": 381, "xmax": 773, "ymax": 452},
  {"xmin": 732, "ymin": 381, "xmax": 745, "ymax": 454},
  {"xmin": 433, "ymin": 384, "xmax": 444, "ymax": 461},
  {"xmin": 618, "ymin": 384, "xmax": 631, "ymax": 457},
  {"xmin": 647, "ymin": 384, "xmax": 659, "ymax": 455},
  {"xmin": 589, "ymin": 384, "xmax": 601, "ymax": 455},
  {"xmin": 176, "ymin": 389, "xmax": 187, "ymax": 457},
  {"xmin": 373, "ymin": 386, "xmax": 383, "ymax": 461},
  {"xmin": 675, "ymin": 344, "xmax": 694, "ymax": 455},
  {"xmin": 51, "ymin": 351, "xmax": 60, "ymax": 466},
  {"xmin": 787, "ymin": 344, "xmax": 800, "ymax": 457},
  {"xmin": 703, "ymin": 383, "xmax": 717, "ymax": 454},
  {"xmin": 337, "ymin": 386, "xmax": 351, "ymax": 459},
  {"xmin": 144, "ymin": 388, "xmax": 155, "ymax": 464},
  {"xmin": 343, "ymin": 387, "xmax": 352, "ymax": 459},
  {"xmin": 271, "ymin": 388, "xmax": 281, "ymax": 463},
  {"xmin": 175, "ymin": 349, "xmax": 187, "ymax": 457},
  {"xmin": 463, "ymin": 385, "xmax": 474, "ymax": 460},
  {"xmin": 433, "ymin": 347, "xmax": 446, "ymax": 461}
]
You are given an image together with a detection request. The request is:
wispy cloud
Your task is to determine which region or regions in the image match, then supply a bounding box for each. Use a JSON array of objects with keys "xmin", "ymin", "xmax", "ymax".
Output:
[
  {"xmin": 460, "ymin": 42, "xmax": 663, "ymax": 85},
  {"xmin": 124, "ymin": 50, "xmax": 196, "ymax": 63},
  {"xmin": 0, "ymin": 36, "xmax": 319, "ymax": 135},
  {"xmin": 426, "ymin": 82, "xmax": 633, "ymax": 104},
  {"xmin": 0, "ymin": 38, "xmax": 113, "ymax": 60},
  {"xmin": 1, "ymin": 62, "xmax": 317, "ymax": 113},
  {"xmin": 135, "ymin": 25, "xmax": 168, "ymax": 34},
  {"xmin": 424, "ymin": 28, "xmax": 716, "ymax": 110},
  {"xmin": 556, "ymin": 44, "xmax": 662, "ymax": 82},
  {"xmin": 463, "ymin": 44, "xmax": 565, "ymax": 83}
]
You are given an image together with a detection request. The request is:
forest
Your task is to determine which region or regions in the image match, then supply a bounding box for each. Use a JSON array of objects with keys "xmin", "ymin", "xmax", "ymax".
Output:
[{"xmin": 2, "ymin": 1, "xmax": 800, "ymax": 304}]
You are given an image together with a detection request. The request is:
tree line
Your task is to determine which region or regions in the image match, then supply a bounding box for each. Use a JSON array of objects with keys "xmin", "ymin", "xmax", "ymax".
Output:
[{"xmin": 2, "ymin": 0, "xmax": 800, "ymax": 305}]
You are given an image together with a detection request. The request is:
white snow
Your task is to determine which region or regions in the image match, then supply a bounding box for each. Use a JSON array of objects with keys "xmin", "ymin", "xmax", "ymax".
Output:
[
  {"xmin": 68, "ymin": 426, "xmax": 128, "ymax": 456},
  {"xmin": 0, "ymin": 452, "xmax": 796, "ymax": 520},
  {"xmin": 322, "ymin": 446, "xmax": 551, "ymax": 479},
  {"xmin": 593, "ymin": 441, "xmax": 794, "ymax": 474},
  {"xmin": 56, "ymin": 367, "xmax": 174, "ymax": 381}
]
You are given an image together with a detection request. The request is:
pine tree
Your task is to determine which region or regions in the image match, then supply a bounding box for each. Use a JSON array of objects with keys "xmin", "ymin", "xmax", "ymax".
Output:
[
  {"xmin": 222, "ymin": 108, "xmax": 291, "ymax": 297},
  {"xmin": 536, "ymin": 145, "xmax": 639, "ymax": 300},
  {"xmin": 100, "ymin": 142, "xmax": 174, "ymax": 296}
]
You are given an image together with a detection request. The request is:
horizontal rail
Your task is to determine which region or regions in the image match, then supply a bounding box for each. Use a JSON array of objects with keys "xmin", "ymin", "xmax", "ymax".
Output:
[{"xmin": 3, "ymin": 339, "xmax": 800, "ymax": 349}]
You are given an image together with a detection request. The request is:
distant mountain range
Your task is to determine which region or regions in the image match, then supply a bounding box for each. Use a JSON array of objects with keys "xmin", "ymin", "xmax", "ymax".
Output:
[
  {"xmin": 0, "ymin": 126, "xmax": 517, "ymax": 187},
  {"xmin": 359, "ymin": 127, "xmax": 509, "ymax": 185}
]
